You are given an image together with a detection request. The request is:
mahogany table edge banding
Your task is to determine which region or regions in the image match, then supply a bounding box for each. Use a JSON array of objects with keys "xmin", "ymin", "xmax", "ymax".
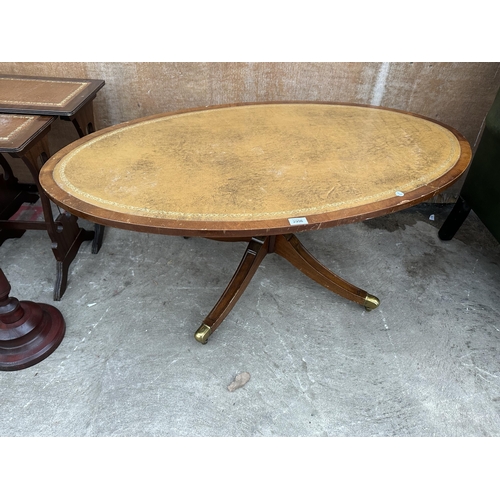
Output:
[{"xmin": 38, "ymin": 102, "xmax": 472, "ymax": 344}]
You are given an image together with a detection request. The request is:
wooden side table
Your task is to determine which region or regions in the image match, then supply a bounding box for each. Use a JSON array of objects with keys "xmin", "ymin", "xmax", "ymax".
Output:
[
  {"xmin": 0, "ymin": 74, "xmax": 106, "ymax": 252},
  {"xmin": 0, "ymin": 114, "xmax": 94, "ymax": 300}
]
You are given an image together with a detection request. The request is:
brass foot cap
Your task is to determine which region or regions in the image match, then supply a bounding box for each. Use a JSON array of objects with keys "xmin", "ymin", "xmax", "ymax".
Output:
[
  {"xmin": 363, "ymin": 294, "xmax": 380, "ymax": 311},
  {"xmin": 194, "ymin": 323, "xmax": 212, "ymax": 344}
]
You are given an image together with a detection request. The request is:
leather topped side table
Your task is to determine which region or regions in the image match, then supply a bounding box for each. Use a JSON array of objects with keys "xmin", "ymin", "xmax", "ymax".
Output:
[
  {"xmin": 0, "ymin": 113, "xmax": 94, "ymax": 300},
  {"xmin": 0, "ymin": 74, "xmax": 106, "ymax": 252},
  {"xmin": 0, "ymin": 114, "xmax": 53, "ymax": 236}
]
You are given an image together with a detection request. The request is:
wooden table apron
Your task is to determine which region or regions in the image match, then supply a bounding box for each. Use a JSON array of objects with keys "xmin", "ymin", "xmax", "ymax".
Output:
[{"xmin": 39, "ymin": 102, "xmax": 472, "ymax": 343}]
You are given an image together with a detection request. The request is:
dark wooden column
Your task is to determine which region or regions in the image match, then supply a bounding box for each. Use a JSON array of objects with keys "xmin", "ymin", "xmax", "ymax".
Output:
[{"xmin": 0, "ymin": 268, "xmax": 65, "ymax": 371}]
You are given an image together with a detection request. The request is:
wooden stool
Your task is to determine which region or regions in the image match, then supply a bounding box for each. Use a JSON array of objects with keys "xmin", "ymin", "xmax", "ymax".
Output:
[
  {"xmin": 0, "ymin": 114, "xmax": 94, "ymax": 300},
  {"xmin": 0, "ymin": 74, "xmax": 106, "ymax": 252}
]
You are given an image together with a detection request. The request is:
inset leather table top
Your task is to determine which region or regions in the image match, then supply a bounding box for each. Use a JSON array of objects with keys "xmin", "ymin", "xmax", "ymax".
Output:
[
  {"xmin": 39, "ymin": 102, "xmax": 472, "ymax": 237},
  {"xmin": 0, "ymin": 114, "xmax": 54, "ymax": 153},
  {"xmin": 0, "ymin": 75, "xmax": 105, "ymax": 116}
]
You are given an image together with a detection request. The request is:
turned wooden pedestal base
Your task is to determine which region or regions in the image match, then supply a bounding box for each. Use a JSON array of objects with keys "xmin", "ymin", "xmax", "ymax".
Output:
[{"xmin": 0, "ymin": 269, "xmax": 65, "ymax": 371}]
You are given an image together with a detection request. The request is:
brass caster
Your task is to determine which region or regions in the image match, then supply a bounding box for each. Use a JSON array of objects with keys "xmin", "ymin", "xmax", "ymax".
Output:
[
  {"xmin": 363, "ymin": 293, "xmax": 380, "ymax": 311},
  {"xmin": 194, "ymin": 323, "xmax": 212, "ymax": 344}
]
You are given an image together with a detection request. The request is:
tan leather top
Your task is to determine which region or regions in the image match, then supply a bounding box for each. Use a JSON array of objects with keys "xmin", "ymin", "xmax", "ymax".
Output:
[
  {"xmin": 0, "ymin": 77, "xmax": 90, "ymax": 107},
  {"xmin": 0, "ymin": 75, "xmax": 104, "ymax": 116},
  {"xmin": 0, "ymin": 114, "xmax": 54, "ymax": 152},
  {"xmin": 46, "ymin": 104, "xmax": 464, "ymax": 225}
]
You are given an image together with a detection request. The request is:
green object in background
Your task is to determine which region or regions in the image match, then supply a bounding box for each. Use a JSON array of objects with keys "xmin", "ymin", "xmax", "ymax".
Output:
[{"xmin": 439, "ymin": 86, "xmax": 500, "ymax": 243}]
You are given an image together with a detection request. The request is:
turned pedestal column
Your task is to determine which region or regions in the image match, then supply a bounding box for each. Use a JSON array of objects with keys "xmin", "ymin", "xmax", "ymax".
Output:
[{"xmin": 0, "ymin": 268, "xmax": 65, "ymax": 371}]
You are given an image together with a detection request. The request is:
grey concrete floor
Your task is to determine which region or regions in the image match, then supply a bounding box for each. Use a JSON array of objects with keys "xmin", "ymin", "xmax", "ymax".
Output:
[{"xmin": 1, "ymin": 204, "xmax": 499, "ymax": 436}]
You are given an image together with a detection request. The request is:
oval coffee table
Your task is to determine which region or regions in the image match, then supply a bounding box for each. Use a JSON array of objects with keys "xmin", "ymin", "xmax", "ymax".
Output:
[{"xmin": 39, "ymin": 102, "xmax": 472, "ymax": 344}]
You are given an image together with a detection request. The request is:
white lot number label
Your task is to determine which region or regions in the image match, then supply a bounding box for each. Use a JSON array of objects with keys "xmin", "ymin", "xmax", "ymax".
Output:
[{"xmin": 288, "ymin": 217, "xmax": 309, "ymax": 226}]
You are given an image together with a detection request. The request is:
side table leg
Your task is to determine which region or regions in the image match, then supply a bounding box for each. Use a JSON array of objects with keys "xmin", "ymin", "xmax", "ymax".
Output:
[
  {"xmin": 438, "ymin": 196, "xmax": 471, "ymax": 241},
  {"xmin": 0, "ymin": 268, "xmax": 65, "ymax": 371},
  {"xmin": 194, "ymin": 236, "xmax": 270, "ymax": 344},
  {"xmin": 52, "ymin": 212, "xmax": 94, "ymax": 301},
  {"xmin": 0, "ymin": 153, "xmax": 36, "ymax": 244},
  {"xmin": 68, "ymin": 101, "xmax": 96, "ymax": 138},
  {"xmin": 21, "ymin": 142, "xmax": 94, "ymax": 300},
  {"xmin": 67, "ymin": 101, "xmax": 105, "ymax": 253},
  {"xmin": 274, "ymin": 234, "xmax": 380, "ymax": 310},
  {"xmin": 91, "ymin": 223, "xmax": 105, "ymax": 254}
]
